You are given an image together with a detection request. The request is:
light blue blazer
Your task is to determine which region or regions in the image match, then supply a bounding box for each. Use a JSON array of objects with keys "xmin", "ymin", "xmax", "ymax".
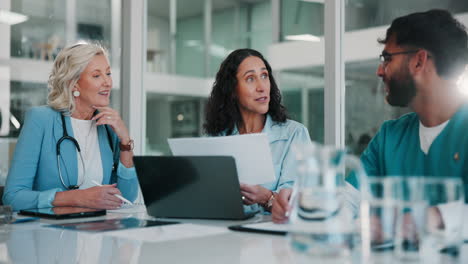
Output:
[{"xmin": 3, "ymin": 106, "xmax": 139, "ymax": 211}]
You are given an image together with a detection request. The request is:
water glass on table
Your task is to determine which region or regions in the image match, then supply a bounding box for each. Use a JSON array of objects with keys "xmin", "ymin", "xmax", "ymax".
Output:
[
  {"xmin": 393, "ymin": 177, "xmax": 464, "ymax": 263},
  {"xmin": 0, "ymin": 205, "xmax": 13, "ymax": 225},
  {"xmin": 287, "ymin": 143, "xmax": 366, "ymax": 259},
  {"xmin": 368, "ymin": 177, "xmax": 400, "ymax": 250}
]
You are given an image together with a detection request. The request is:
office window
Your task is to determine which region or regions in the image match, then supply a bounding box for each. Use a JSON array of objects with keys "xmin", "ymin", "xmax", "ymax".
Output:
[
  {"xmin": 0, "ymin": 0, "xmax": 121, "ymax": 184},
  {"xmin": 345, "ymin": 0, "xmax": 468, "ymax": 31},
  {"xmin": 145, "ymin": 0, "xmax": 275, "ymax": 155},
  {"xmin": 344, "ymin": 0, "xmax": 468, "ymax": 155},
  {"xmin": 145, "ymin": 0, "xmax": 208, "ymax": 155},
  {"xmin": 209, "ymin": 4, "xmax": 248, "ymax": 77},
  {"xmin": 146, "ymin": 95, "xmax": 206, "ymax": 155},
  {"xmin": 280, "ymin": 0, "xmax": 323, "ymax": 41},
  {"xmin": 249, "ymin": 1, "xmax": 273, "ymax": 54},
  {"xmin": 274, "ymin": 0, "xmax": 324, "ymax": 143},
  {"xmin": 210, "ymin": 0, "xmax": 272, "ymax": 75},
  {"xmin": 146, "ymin": 2, "xmax": 170, "ymax": 74},
  {"xmin": 279, "ymin": 68, "xmax": 324, "ymax": 143},
  {"xmin": 76, "ymin": 1, "xmax": 110, "ymax": 44},
  {"xmin": 176, "ymin": 0, "xmax": 205, "ymax": 77}
]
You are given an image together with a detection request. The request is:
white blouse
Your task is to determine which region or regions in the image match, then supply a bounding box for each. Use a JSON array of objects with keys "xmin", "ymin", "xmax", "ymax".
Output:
[{"xmin": 71, "ymin": 117, "xmax": 103, "ymax": 189}]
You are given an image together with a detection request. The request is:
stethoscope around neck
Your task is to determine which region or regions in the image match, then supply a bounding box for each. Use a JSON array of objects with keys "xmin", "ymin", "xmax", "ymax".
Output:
[{"xmin": 56, "ymin": 114, "xmax": 86, "ymax": 190}]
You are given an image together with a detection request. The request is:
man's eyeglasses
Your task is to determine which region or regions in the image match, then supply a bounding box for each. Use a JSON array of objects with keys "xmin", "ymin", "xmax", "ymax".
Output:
[{"xmin": 379, "ymin": 50, "xmax": 419, "ymax": 64}]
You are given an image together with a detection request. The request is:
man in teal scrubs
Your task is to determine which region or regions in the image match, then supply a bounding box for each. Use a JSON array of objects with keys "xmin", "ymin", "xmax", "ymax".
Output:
[
  {"xmin": 272, "ymin": 9, "xmax": 468, "ymax": 223},
  {"xmin": 361, "ymin": 9, "xmax": 468, "ymax": 180},
  {"xmin": 360, "ymin": 9, "xmax": 468, "ymax": 232}
]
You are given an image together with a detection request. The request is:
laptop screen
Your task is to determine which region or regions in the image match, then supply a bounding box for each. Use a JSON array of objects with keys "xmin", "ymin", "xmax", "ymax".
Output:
[{"xmin": 134, "ymin": 156, "xmax": 252, "ymax": 220}]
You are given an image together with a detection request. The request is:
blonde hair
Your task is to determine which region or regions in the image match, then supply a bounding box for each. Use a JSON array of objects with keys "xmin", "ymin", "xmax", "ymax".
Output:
[{"xmin": 47, "ymin": 42, "xmax": 109, "ymax": 113}]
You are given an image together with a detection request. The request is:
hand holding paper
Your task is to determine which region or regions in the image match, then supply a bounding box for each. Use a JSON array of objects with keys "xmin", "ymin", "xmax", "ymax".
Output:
[{"xmin": 169, "ymin": 134, "xmax": 275, "ymax": 185}]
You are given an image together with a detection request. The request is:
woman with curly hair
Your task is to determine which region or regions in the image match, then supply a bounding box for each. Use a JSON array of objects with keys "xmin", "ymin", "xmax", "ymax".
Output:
[{"xmin": 204, "ymin": 48, "xmax": 311, "ymax": 212}]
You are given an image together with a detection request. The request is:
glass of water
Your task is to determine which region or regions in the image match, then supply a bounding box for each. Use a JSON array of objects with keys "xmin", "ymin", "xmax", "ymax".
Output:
[
  {"xmin": 0, "ymin": 205, "xmax": 13, "ymax": 224},
  {"xmin": 288, "ymin": 143, "xmax": 366, "ymax": 259},
  {"xmin": 368, "ymin": 177, "xmax": 401, "ymax": 250},
  {"xmin": 393, "ymin": 177, "xmax": 464, "ymax": 262}
]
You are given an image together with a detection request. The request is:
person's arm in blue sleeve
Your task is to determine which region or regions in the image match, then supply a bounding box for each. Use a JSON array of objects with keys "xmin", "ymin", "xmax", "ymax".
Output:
[
  {"xmin": 107, "ymin": 132, "xmax": 139, "ymax": 202},
  {"xmin": 3, "ymin": 109, "xmax": 61, "ymax": 211},
  {"xmin": 275, "ymin": 124, "xmax": 312, "ymax": 191},
  {"xmin": 116, "ymin": 162, "xmax": 139, "ymax": 202}
]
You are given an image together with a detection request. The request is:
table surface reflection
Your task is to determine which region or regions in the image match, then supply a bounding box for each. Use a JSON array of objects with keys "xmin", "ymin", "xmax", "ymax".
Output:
[{"xmin": 0, "ymin": 205, "xmax": 466, "ymax": 264}]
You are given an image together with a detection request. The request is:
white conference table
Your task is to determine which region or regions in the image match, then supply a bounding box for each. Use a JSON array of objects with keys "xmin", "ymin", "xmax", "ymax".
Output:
[{"xmin": 0, "ymin": 205, "xmax": 466, "ymax": 264}]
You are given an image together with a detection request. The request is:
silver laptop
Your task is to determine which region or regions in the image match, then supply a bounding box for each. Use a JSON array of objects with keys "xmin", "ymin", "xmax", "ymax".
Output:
[{"xmin": 133, "ymin": 156, "xmax": 256, "ymax": 220}]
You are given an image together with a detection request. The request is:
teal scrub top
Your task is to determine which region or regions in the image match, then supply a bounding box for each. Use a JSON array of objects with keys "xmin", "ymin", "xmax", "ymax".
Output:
[{"xmin": 358, "ymin": 103, "xmax": 468, "ymax": 200}]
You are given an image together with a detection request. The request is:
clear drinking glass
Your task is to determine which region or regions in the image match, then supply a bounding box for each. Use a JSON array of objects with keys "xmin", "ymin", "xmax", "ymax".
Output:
[
  {"xmin": 0, "ymin": 205, "xmax": 13, "ymax": 224},
  {"xmin": 419, "ymin": 178, "xmax": 464, "ymax": 263},
  {"xmin": 393, "ymin": 177, "xmax": 465, "ymax": 263},
  {"xmin": 368, "ymin": 177, "xmax": 401, "ymax": 250},
  {"xmin": 288, "ymin": 143, "xmax": 367, "ymax": 259}
]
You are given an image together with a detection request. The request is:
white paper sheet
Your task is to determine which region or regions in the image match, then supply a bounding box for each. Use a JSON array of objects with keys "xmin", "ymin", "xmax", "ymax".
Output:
[{"xmin": 168, "ymin": 133, "xmax": 275, "ymax": 185}]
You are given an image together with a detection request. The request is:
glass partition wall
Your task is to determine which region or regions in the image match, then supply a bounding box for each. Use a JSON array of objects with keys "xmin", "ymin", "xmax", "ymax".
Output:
[
  {"xmin": 2, "ymin": 0, "xmax": 468, "ymax": 181},
  {"xmin": 279, "ymin": 67, "xmax": 324, "ymax": 143},
  {"xmin": 276, "ymin": 0, "xmax": 325, "ymax": 142},
  {"xmin": 145, "ymin": 0, "xmax": 326, "ymax": 153},
  {"xmin": 145, "ymin": 0, "xmax": 274, "ymax": 155}
]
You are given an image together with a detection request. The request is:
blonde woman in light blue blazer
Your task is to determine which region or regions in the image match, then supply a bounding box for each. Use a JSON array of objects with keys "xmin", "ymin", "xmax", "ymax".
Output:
[{"xmin": 3, "ymin": 43, "xmax": 138, "ymax": 211}]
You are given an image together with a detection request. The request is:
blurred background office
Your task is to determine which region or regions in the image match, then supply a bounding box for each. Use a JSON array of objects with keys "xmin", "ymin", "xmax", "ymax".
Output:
[{"xmin": 1, "ymin": 0, "xmax": 468, "ymax": 186}]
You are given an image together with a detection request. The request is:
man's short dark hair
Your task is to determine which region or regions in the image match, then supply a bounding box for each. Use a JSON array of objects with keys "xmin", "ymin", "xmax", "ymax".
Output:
[{"xmin": 378, "ymin": 9, "xmax": 468, "ymax": 79}]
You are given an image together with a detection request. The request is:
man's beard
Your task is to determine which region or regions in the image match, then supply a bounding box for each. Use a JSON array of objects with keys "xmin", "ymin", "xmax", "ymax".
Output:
[{"xmin": 385, "ymin": 69, "xmax": 417, "ymax": 107}]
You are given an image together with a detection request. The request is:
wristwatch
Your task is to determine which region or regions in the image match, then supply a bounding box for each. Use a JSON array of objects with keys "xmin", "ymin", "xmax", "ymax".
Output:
[
  {"xmin": 119, "ymin": 139, "xmax": 134, "ymax": 151},
  {"xmin": 263, "ymin": 191, "xmax": 277, "ymax": 212}
]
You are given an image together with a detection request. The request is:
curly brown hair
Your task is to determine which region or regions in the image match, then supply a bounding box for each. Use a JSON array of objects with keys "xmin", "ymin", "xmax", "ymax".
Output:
[{"xmin": 204, "ymin": 49, "xmax": 288, "ymax": 135}]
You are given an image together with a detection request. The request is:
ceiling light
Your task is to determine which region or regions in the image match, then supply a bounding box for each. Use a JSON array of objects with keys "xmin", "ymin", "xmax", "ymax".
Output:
[
  {"xmin": 0, "ymin": 9, "xmax": 28, "ymax": 25},
  {"xmin": 301, "ymin": 0, "xmax": 324, "ymax": 3},
  {"xmin": 285, "ymin": 34, "xmax": 321, "ymax": 42},
  {"xmin": 185, "ymin": 40, "xmax": 200, "ymax": 47}
]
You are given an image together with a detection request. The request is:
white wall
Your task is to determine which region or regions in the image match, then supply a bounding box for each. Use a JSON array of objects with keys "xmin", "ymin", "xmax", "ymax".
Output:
[{"xmin": 268, "ymin": 12, "xmax": 468, "ymax": 70}]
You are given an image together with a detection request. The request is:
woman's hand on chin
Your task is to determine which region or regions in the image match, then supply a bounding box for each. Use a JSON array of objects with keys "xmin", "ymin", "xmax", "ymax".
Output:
[{"xmin": 92, "ymin": 106, "xmax": 130, "ymax": 143}]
